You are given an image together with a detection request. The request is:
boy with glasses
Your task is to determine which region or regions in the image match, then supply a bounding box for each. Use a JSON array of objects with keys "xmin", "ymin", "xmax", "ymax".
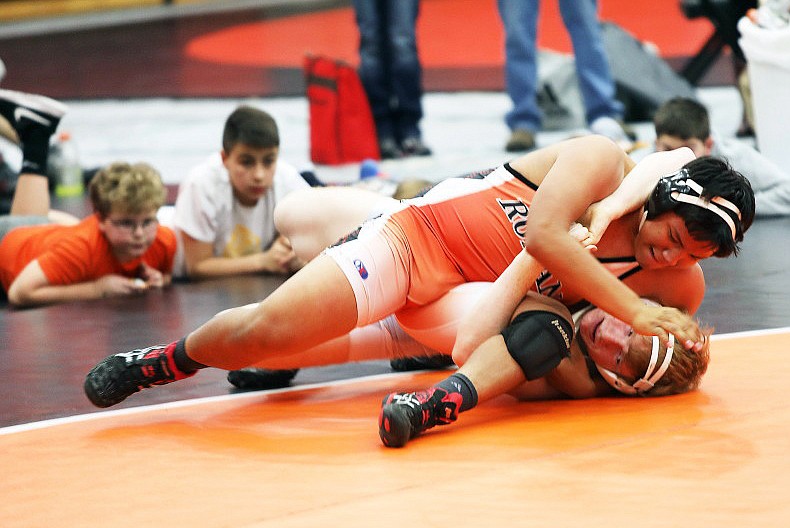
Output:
[{"xmin": 0, "ymin": 89, "xmax": 176, "ymax": 307}]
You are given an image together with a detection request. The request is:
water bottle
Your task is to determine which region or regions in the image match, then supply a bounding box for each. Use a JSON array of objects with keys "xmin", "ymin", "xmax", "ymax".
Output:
[{"xmin": 49, "ymin": 131, "xmax": 84, "ymax": 197}]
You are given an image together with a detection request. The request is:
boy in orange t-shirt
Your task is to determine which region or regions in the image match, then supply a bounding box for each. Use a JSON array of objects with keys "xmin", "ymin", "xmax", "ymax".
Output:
[{"xmin": 0, "ymin": 89, "xmax": 176, "ymax": 307}]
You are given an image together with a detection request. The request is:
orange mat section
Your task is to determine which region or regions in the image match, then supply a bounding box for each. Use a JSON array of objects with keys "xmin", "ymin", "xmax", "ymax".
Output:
[
  {"xmin": 185, "ymin": 0, "xmax": 714, "ymax": 68},
  {"xmin": 1, "ymin": 330, "xmax": 788, "ymax": 527}
]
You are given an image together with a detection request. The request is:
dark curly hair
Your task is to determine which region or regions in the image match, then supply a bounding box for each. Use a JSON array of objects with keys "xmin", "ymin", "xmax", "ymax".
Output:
[{"xmin": 674, "ymin": 156, "xmax": 755, "ymax": 257}]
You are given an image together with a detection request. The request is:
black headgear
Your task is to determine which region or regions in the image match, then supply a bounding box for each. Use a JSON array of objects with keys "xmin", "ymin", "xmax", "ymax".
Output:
[{"xmin": 645, "ymin": 168, "xmax": 742, "ymax": 240}]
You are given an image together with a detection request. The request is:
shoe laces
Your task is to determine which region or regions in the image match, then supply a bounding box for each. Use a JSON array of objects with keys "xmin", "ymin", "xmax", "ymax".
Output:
[
  {"xmin": 391, "ymin": 388, "xmax": 460, "ymax": 434},
  {"xmin": 116, "ymin": 346, "xmax": 175, "ymax": 387}
]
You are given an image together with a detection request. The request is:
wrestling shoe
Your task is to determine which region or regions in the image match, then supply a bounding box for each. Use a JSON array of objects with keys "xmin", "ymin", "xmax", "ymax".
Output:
[
  {"xmin": 378, "ymin": 387, "xmax": 462, "ymax": 448},
  {"xmin": 84, "ymin": 343, "xmax": 195, "ymax": 408},
  {"xmin": 227, "ymin": 367, "xmax": 299, "ymax": 390},
  {"xmin": 0, "ymin": 88, "xmax": 67, "ymax": 142}
]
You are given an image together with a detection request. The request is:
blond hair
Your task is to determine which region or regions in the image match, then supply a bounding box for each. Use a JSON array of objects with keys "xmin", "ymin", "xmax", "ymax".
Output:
[
  {"xmin": 628, "ymin": 326, "xmax": 712, "ymax": 397},
  {"xmin": 89, "ymin": 162, "xmax": 166, "ymax": 217},
  {"xmin": 393, "ymin": 178, "xmax": 433, "ymax": 200}
]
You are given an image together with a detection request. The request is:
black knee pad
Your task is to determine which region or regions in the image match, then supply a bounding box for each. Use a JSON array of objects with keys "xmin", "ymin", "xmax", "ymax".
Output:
[{"xmin": 500, "ymin": 310, "xmax": 574, "ymax": 380}]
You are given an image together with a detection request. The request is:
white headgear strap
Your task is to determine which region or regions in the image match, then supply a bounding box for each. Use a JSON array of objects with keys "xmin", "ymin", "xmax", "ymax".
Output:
[
  {"xmin": 672, "ymin": 179, "xmax": 741, "ymax": 240},
  {"xmin": 595, "ymin": 334, "xmax": 675, "ymax": 395}
]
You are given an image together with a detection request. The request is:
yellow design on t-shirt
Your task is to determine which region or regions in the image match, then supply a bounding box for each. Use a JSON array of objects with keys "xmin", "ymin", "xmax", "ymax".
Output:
[{"xmin": 222, "ymin": 225, "xmax": 261, "ymax": 258}]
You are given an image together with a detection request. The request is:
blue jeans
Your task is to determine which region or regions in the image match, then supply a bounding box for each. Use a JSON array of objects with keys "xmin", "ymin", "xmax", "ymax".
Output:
[
  {"xmin": 497, "ymin": 0, "xmax": 623, "ymax": 132},
  {"xmin": 353, "ymin": 0, "xmax": 424, "ymax": 142}
]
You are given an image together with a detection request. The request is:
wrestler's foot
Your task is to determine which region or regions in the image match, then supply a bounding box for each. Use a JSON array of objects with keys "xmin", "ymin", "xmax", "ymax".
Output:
[
  {"xmin": 227, "ymin": 367, "xmax": 299, "ymax": 390},
  {"xmin": 378, "ymin": 388, "xmax": 462, "ymax": 448},
  {"xmin": 84, "ymin": 343, "xmax": 195, "ymax": 408}
]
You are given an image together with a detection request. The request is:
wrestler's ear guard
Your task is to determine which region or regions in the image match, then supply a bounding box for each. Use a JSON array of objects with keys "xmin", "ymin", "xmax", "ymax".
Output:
[
  {"xmin": 595, "ymin": 334, "xmax": 674, "ymax": 395},
  {"xmin": 645, "ymin": 168, "xmax": 741, "ymax": 240}
]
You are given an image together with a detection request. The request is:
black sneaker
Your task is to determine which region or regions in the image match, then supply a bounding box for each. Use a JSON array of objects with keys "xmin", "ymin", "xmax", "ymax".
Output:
[
  {"xmin": 378, "ymin": 387, "xmax": 462, "ymax": 448},
  {"xmin": 0, "ymin": 88, "xmax": 67, "ymax": 142},
  {"xmin": 389, "ymin": 354, "xmax": 455, "ymax": 372},
  {"xmin": 378, "ymin": 138, "xmax": 403, "ymax": 160},
  {"xmin": 84, "ymin": 344, "xmax": 194, "ymax": 408},
  {"xmin": 227, "ymin": 367, "xmax": 299, "ymax": 390},
  {"xmin": 400, "ymin": 136, "xmax": 432, "ymax": 157}
]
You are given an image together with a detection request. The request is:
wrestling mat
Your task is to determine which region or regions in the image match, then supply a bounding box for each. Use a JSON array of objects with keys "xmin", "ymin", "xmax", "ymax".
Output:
[{"xmin": 1, "ymin": 329, "xmax": 788, "ymax": 527}]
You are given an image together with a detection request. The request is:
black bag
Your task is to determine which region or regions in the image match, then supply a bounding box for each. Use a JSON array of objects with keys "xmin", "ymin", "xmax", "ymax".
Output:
[
  {"xmin": 601, "ymin": 22, "xmax": 698, "ymax": 121},
  {"xmin": 535, "ymin": 22, "xmax": 697, "ymax": 128}
]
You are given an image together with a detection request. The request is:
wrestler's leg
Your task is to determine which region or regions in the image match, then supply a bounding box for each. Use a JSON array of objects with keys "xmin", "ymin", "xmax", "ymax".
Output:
[
  {"xmin": 275, "ymin": 186, "xmax": 397, "ymax": 262},
  {"xmin": 247, "ymin": 314, "xmax": 439, "ymax": 370},
  {"xmin": 395, "ymin": 282, "xmax": 490, "ymax": 354},
  {"xmin": 378, "ymin": 331, "xmax": 567, "ymax": 448},
  {"xmin": 231, "ymin": 186, "xmax": 398, "ymax": 389},
  {"xmin": 186, "ymin": 254, "xmax": 358, "ymax": 369},
  {"xmin": 237, "ymin": 197, "xmax": 417, "ymax": 389},
  {"xmin": 243, "ymin": 282, "xmax": 490, "ymax": 372},
  {"xmin": 84, "ymin": 254, "xmax": 362, "ymax": 408}
]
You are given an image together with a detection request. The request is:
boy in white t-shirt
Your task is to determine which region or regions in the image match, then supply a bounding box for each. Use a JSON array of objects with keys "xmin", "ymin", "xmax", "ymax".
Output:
[
  {"xmin": 173, "ymin": 105, "xmax": 309, "ymax": 280},
  {"xmin": 173, "ymin": 105, "xmax": 311, "ymax": 390}
]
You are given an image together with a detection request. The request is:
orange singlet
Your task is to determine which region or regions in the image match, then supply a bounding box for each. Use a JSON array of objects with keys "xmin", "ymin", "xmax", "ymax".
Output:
[{"xmin": 324, "ymin": 164, "xmax": 639, "ymax": 327}]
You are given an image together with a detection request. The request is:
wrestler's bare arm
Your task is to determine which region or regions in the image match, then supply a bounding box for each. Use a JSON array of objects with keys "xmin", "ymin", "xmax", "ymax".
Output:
[
  {"xmin": 455, "ymin": 292, "xmax": 599, "ymax": 403},
  {"xmin": 275, "ymin": 186, "xmax": 397, "ymax": 262},
  {"xmin": 580, "ymin": 147, "xmax": 696, "ymax": 247},
  {"xmin": 452, "ymin": 222, "xmax": 595, "ymax": 366},
  {"xmin": 513, "ymin": 136, "xmax": 702, "ymax": 348},
  {"xmin": 451, "ymin": 250, "xmax": 544, "ymax": 366},
  {"xmin": 627, "ymin": 263, "xmax": 706, "ymax": 315}
]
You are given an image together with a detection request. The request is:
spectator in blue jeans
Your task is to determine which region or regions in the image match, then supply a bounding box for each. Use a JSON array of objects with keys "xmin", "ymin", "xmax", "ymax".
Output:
[
  {"xmin": 498, "ymin": 0, "xmax": 635, "ymax": 152},
  {"xmin": 353, "ymin": 0, "xmax": 431, "ymax": 159}
]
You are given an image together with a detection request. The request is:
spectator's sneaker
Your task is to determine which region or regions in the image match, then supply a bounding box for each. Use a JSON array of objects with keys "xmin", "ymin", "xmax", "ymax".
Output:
[
  {"xmin": 227, "ymin": 367, "xmax": 299, "ymax": 390},
  {"xmin": 400, "ymin": 136, "xmax": 432, "ymax": 157},
  {"xmin": 589, "ymin": 116, "xmax": 638, "ymax": 148},
  {"xmin": 0, "ymin": 88, "xmax": 67, "ymax": 142},
  {"xmin": 390, "ymin": 354, "xmax": 455, "ymax": 372},
  {"xmin": 379, "ymin": 387, "xmax": 462, "ymax": 448},
  {"xmin": 505, "ymin": 129, "xmax": 536, "ymax": 152},
  {"xmin": 378, "ymin": 138, "xmax": 403, "ymax": 160},
  {"xmin": 84, "ymin": 343, "xmax": 195, "ymax": 408},
  {"xmin": 736, "ymin": 121, "xmax": 755, "ymax": 138}
]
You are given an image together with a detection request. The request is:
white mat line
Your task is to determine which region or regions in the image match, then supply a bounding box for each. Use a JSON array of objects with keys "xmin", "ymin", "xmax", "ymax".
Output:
[
  {"xmin": 0, "ymin": 369, "xmax": 422, "ymax": 436},
  {"xmin": 2, "ymin": 326, "xmax": 788, "ymax": 436}
]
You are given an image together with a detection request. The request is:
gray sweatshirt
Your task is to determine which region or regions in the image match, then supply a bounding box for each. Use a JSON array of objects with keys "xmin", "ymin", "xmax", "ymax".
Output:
[{"xmin": 711, "ymin": 132, "xmax": 790, "ymax": 217}]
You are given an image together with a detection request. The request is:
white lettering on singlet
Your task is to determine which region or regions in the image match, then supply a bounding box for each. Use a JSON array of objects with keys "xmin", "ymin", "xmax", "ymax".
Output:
[
  {"xmin": 496, "ymin": 199, "xmax": 529, "ymax": 241},
  {"xmin": 496, "ymin": 197, "xmax": 565, "ymax": 300}
]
